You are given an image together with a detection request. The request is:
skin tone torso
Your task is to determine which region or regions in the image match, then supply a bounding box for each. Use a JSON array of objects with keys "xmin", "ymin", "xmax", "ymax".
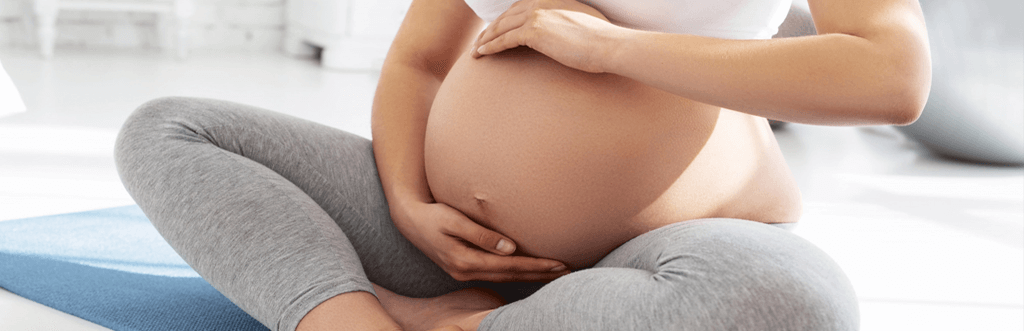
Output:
[{"xmin": 425, "ymin": 46, "xmax": 802, "ymax": 270}]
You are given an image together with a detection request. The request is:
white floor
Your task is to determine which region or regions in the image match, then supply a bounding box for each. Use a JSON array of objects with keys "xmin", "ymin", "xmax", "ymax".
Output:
[{"xmin": 1, "ymin": 47, "xmax": 1022, "ymax": 331}]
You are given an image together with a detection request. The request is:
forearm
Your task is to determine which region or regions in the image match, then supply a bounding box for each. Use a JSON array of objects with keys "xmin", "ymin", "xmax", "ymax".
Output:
[
  {"xmin": 370, "ymin": 61, "xmax": 442, "ymax": 214},
  {"xmin": 600, "ymin": 27, "xmax": 931, "ymax": 126}
]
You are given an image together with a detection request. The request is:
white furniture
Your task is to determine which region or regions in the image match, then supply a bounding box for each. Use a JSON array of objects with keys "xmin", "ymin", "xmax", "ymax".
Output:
[
  {"xmin": 284, "ymin": 0, "xmax": 412, "ymax": 70},
  {"xmin": 32, "ymin": 0, "xmax": 195, "ymax": 59}
]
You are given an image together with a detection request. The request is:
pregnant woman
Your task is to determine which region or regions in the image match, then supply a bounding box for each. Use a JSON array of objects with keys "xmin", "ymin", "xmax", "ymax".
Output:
[{"xmin": 115, "ymin": 0, "xmax": 931, "ymax": 330}]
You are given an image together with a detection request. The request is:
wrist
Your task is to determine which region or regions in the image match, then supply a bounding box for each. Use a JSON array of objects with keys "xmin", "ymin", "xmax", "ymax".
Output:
[
  {"xmin": 385, "ymin": 191, "xmax": 431, "ymax": 224},
  {"xmin": 595, "ymin": 25, "xmax": 637, "ymax": 74}
]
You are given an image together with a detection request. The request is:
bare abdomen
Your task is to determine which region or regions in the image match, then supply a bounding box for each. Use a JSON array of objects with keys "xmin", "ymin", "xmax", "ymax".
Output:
[{"xmin": 423, "ymin": 47, "xmax": 799, "ymax": 269}]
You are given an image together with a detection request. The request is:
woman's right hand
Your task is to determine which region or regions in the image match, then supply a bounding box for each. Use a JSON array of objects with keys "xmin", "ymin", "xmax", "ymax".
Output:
[{"xmin": 393, "ymin": 201, "xmax": 569, "ymax": 282}]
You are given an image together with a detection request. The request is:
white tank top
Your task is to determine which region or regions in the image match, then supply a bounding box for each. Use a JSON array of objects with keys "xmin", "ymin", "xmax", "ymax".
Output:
[{"xmin": 464, "ymin": 0, "xmax": 793, "ymax": 40}]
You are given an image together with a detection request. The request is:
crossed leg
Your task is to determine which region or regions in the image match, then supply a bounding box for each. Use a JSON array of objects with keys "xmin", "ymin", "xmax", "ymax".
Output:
[{"xmin": 116, "ymin": 96, "xmax": 858, "ymax": 331}]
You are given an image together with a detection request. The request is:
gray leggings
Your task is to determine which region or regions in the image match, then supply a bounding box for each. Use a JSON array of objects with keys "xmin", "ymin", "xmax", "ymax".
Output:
[{"xmin": 114, "ymin": 96, "xmax": 859, "ymax": 331}]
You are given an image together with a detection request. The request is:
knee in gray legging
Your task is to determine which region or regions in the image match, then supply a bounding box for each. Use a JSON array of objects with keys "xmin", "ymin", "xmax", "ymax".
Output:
[
  {"xmin": 481, "ymin": 219, "xmax": 859, "ymax": 331},
  {"xmin": 116, "ymin": 96, "xmax": 203, "ymax": 201},
  {"xmin": 117, "ymin": 97, "xmax": 203, "ymax": 169},
  {"xmin": 115, "ymin": 96, "xmax": 390, "ymax": 330},
  {"xmin": 117, "ymin": 96, "xmax": 236, "ymax": 154},
  {"xmin": 635, "ymin": 219, "xmax": 859, "ymax": 331},
  {"xmin": 117, "ymin": 96, "xmax": 478, "ymax": 330}
]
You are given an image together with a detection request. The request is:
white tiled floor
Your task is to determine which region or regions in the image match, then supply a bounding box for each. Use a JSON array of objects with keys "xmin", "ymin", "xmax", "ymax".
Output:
[{"xmin": 1, "ymin": 47, "xmax": 1022, "ymax": 330}]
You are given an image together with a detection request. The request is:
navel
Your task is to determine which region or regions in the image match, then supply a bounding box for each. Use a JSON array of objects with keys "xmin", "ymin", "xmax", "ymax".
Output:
[{"xmin": 473, "ymin": 192, "xmax": 488, "ymax": 205}]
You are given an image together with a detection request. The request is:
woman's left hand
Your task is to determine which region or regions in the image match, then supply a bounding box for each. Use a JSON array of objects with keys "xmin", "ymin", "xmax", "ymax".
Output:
[{"xmin": 471, "ymin": 0, "xmax": 621, "ymax": 73}]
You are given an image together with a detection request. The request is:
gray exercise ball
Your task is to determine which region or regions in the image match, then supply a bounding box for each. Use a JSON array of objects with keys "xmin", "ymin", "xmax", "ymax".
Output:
[{"xmin": 896, "ymin": 0, "xmax": 1024, "ymax": 165}]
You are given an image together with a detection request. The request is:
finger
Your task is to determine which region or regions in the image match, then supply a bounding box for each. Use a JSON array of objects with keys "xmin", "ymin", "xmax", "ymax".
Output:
[
  {"xmin": 446, "ymin": 216, "xmax": 518, "ymax": 255},
  {"xmin": 470, "ymin": 24, "xmax": 488, "ymax": 57},
  {"xmin": 469, "ymin": 249, "xmax": 567, "ymax": 273},
  {"xmin": 445, "ymin": 243, "xmax": 567, "ymax": 275},
  {"xmin": 473, "ymin": 19, "xmax": 530, "ymax": 58},
  {"xmin": 472, "ymin": 4, "xmax": 519, "ymax": 48},
  {"xmin": 477, "ymin": 12, "xmax": 530, "ymax": 47},
  {"xmin": 476, "ymin": 27, "xmax": 532, "ymax": 57},
  {"xmin": 478, "ymin": 13, "xmax": 529, "ymax": 46}
]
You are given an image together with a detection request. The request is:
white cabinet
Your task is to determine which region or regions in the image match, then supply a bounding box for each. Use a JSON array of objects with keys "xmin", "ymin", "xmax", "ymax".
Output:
[
  {"xmin": 284, "ymin": 0, "xmax": 412, "ymax": 70},
  {"xmin": 32, "ymin": 0, "xmax": 194, "ymax": 59}
]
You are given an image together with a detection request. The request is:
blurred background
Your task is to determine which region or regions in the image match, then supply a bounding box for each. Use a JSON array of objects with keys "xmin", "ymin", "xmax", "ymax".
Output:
[{"xmin": 1, "ymin": 0, "xmax": 1022, "ymax": 330}]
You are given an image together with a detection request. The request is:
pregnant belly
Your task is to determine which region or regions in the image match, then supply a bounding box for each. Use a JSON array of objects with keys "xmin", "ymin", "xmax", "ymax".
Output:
[{"xmin": 424, "ymin": 47, "xmax": 795, "ymax": 269}]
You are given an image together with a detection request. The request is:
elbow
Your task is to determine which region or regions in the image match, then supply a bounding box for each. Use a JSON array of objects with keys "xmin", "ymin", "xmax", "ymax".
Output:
[
  {"xmin": 882, "ymin": 57, "xmax": 932, "ymax": 126},
  {"xmin": 890, "ymin": 108, "xmax": 923, "ymax": 127},
  {"xmin": 851, "ymin": 78, "xmax": 928, "ymax": 126},
  {"xmin": 886, "ymin": 94, "xmax": 925, "ymax": 126},
  {"xmin": 886, "ymin": 42, "xmax": 932, "ymax": 126},
  {"xmin": 886, "ymin": 75, "xmax": 931, "ymax": 126},
  {"xmin": 889, "ymin": 111, "xmax": 921, "ymax": 127}
]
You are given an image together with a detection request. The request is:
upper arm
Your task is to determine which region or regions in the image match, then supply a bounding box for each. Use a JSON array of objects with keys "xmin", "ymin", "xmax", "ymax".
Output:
[
  {"xmin": 806, "ymin": 0, "xmax": 926, "ymax": 40},
  {"xmin": 386, "ymin": 0, "xmax": 486, "ymax": 78},
  {"xmin": 807, "ymin": 0, "xmax": 932, "ymax": 122}
]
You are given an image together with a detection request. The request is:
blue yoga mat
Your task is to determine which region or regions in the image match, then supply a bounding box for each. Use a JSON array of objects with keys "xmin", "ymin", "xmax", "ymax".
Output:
[{"xmin": 0, "ymin": 205, "xmax": 267, "ymax": 331}]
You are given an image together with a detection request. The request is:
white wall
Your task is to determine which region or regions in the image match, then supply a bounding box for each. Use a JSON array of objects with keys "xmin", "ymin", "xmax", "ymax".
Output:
[{"xmin": 0, "ymin": 0, "xmax": 285, "ymax": 51}]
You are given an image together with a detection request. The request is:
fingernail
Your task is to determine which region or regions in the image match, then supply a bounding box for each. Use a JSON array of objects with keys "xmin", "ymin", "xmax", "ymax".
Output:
[
  {"xmin": 496, "ymin": 239, "xmax": 514, "ymax": 253},
  {"xmin": 550, "ymin": 265, "xmax": 567, "ymax": 272},
  {"xmin": 476, "ymin": 46, "xmax": 485, "ymax": 55}
]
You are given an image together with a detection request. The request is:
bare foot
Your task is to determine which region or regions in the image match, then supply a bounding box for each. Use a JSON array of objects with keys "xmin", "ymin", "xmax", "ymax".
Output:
[{"xmin": 374, "ymin": 285, "xmax": 504, "ymax": 331}]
